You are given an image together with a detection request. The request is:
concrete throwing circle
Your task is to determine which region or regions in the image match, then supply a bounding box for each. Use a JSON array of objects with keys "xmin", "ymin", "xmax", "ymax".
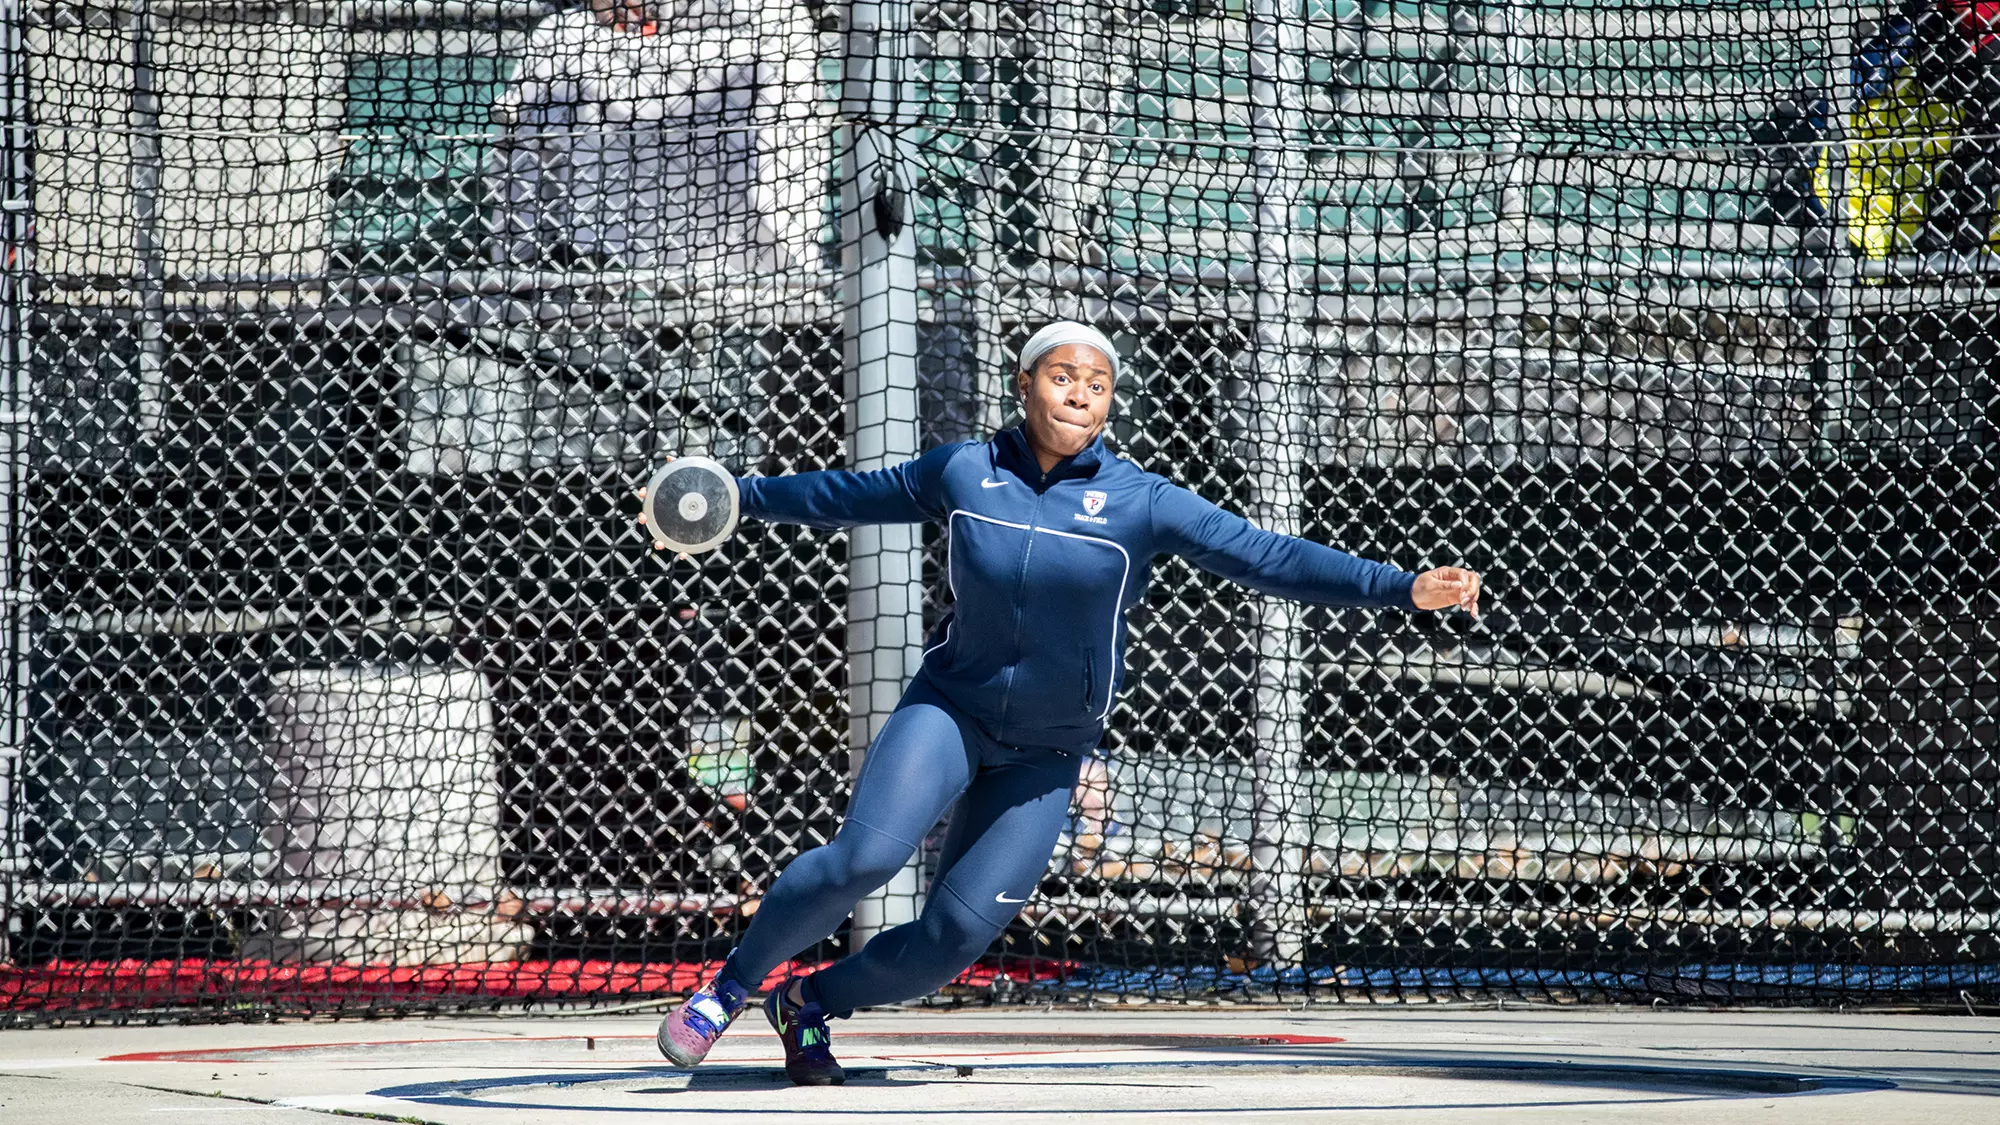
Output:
[
  {"xmin": 104, "ymin": 1031, "xmax": 1343, "ymax": 1066},
  {"xmin": 106, "ymin": 1032, "xmax": 1891, "ymax": 1117}
]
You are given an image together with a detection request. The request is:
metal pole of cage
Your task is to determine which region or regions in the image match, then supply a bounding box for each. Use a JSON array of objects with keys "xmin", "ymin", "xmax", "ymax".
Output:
[
  {"xmin": 1492, "ymin": 0, "xmax": 1530, "ymax": 465},
  {"xmin": 1244, "ymin": 0, "xmax": 1312, "ymax": 970},
  {"xmin": 841, "ymin": 0, "xmax": 927, "ymax": 949},
  {"xmin": 0, "ymin": 0, "xmax": 26, "ymax": 961},
  {"xmin": 966, "ymin": 0, "xmax": 1012, "ymax": 437},
  {"xmin": 129, "ymin": 0, "xmax": 169, "ymax": 435},
  {"xmin": 1815, "ymin": 3, "xmax": 1859, "ymax": 454}
]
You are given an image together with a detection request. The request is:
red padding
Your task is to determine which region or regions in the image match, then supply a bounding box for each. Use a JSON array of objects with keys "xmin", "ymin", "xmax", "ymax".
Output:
[{"xmin": 0, "ymin": 956, "xmax": 1078, "ymax": 1012}]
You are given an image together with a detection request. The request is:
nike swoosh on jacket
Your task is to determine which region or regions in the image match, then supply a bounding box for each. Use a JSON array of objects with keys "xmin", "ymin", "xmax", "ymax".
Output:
[{"xmin": 735, "ymin": 427, "xmax": 1418, "ymax": 753}]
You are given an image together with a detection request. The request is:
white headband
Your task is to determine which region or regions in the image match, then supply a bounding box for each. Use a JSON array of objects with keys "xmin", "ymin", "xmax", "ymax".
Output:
[{"xmin": 1018, "ymin": 321, "xmax": 1119, "ymax": 381}]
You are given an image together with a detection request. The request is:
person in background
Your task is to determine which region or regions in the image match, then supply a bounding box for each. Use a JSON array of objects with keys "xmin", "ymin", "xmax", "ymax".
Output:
[
  {"xmin": 1832, "ymin": 5, "xmax": 1964, "ymax": 260},
  {"xmin": 479, "ymin": 0, "xmax": 823, "ymax": 464},
  {"xmin": 487, "ymin": 0, "xmax": 823, "ymax": 273}
]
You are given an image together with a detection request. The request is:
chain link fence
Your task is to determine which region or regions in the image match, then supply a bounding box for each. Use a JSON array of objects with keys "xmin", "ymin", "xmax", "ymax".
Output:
[{"xmin": 1, "ymin": 0, "xmax": 1995, "ymax": 1020}]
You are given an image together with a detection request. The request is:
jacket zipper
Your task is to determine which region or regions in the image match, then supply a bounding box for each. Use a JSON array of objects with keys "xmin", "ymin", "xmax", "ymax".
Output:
[
  {"xmin": 997, "ymin": 485, "xmax": 1045, "ymax": 737},
  {"xmin": 1082, "ymin": 648, "xmax": 1095, "ymax": 712}
]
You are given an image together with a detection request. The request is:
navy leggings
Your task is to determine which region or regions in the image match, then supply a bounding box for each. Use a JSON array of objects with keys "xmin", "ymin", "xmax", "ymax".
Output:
[{"xmin": 717, "ymin": 676, "xmax": 1080, "ymax": 1015}]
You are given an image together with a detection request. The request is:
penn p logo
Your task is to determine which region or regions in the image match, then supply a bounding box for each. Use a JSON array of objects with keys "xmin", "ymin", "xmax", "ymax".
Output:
[{"xmin": 1082, "ymin": 490, "xmax": 1107, "ymax": 516}]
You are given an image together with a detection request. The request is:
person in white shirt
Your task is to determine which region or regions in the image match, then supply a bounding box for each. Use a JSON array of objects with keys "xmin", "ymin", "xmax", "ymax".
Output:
[{"xmin": 487, "ymin": 0, "xmax": 824, "ymax": 274}]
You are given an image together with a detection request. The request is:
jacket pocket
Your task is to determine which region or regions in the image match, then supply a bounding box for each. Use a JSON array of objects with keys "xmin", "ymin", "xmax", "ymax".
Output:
[{"xmin": 1081, "ymin": 647, "xmax": 1097, "ymax": 713}]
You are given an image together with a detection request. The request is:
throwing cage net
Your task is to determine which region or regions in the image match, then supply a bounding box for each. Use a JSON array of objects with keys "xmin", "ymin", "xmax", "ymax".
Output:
[{"xmin": 3, "ymin": 0, "xmax": 1996, "ymax": 1021}]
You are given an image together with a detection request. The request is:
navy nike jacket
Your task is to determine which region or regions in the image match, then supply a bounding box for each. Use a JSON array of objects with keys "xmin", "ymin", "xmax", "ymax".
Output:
[{"xmin": 736, "ymin": 427, "xmax": 1418, "ymax": 753}]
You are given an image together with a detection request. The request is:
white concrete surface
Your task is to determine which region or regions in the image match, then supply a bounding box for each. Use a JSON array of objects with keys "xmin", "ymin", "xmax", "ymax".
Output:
[{"xmin": 2, "ymin": 1007, "xmax": 1996, "ymax": 1123}]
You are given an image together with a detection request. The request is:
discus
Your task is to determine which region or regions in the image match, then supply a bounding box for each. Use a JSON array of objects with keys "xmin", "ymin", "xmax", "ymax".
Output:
[{"xmin": 637, "ymin": 456, "xmax": 739, "ymax": 555}]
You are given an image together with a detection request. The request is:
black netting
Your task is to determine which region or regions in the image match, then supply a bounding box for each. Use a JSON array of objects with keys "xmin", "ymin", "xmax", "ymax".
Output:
[{"xmin": 2, "ymin": 0, "xmax": 1996, "ymax": 1021}]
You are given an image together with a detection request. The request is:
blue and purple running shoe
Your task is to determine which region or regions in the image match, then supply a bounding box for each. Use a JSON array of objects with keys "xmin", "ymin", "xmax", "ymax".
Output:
[{"xmin": 656, "ymin": 974, "xmax": 753, "ymax": 1067}]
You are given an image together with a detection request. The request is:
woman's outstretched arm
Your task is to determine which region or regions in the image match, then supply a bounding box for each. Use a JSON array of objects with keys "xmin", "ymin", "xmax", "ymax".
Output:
[
  {"xmin": 736, "ymin": 442, "xmax": 962, "ymax": 529},
  {"xmin": 1151, "ymin": 479, "xmax": 1479, "ymax": 614}
]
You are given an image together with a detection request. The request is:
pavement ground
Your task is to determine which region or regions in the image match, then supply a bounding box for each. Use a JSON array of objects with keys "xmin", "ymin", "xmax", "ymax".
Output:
[{"xmin": 1, "ymin": 1005, "xmax": 1996, "ymax": 1124}]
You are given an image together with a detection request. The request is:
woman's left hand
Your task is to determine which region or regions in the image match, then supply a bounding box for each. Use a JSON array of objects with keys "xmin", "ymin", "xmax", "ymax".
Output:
[{"xmin": 1411, "ymin": 567, "xmax": 1481, "ymax": 616}]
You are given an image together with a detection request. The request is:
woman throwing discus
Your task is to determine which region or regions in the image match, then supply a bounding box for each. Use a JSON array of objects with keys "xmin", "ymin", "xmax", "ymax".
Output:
[{"xmin": 655, "ymin": 322, "xmax": 1482, "ymax": 1085}]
